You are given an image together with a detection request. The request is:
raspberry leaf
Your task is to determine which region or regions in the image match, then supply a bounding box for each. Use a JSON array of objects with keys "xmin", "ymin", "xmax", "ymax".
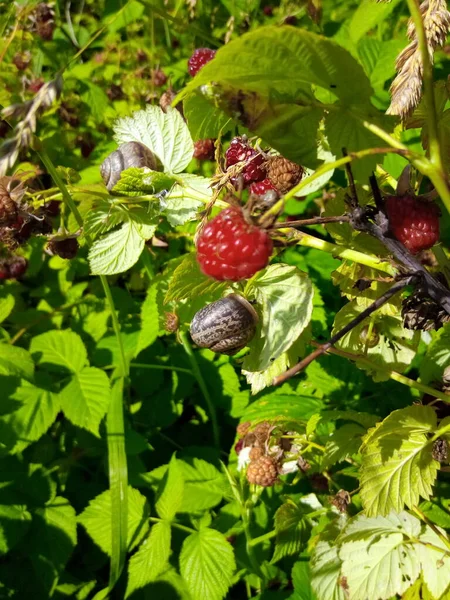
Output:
[
  {"xmin": 162, "ymin": 173, "xmax": 211, "ymax": 226},
  {"xmin": 0, "ymin": 344, "xmax": 34, "ymax": 379},
  {"xmin": 155, "ymin": 454, "xmax": 184, "ymax": 520},
  {"xmin": 110, "ymin": 167, "xmax": 176, "ymax": 196},
  {"xmin": 360, "ymin": 406, "xmax": 439, "ymax": 516},
  {"xmin": 30, "ymin": 330, "xmax": 87, "ymax": 374},
  {"xmin": 419, "ymin": 324, "xmax": 450, "ymax": 384},
  {"xmin": 337, "ymin": 511, "xmax": 422, "ymax": 600},
  {"xmin": 184, "ymin": 92, "xmax": 232, "ymax": 140},
  {"xmin": 125, "ymin": 521, "xmax": 172, "ymax": 598},
  {"xmin": 179, "ymin": 528, "xmax": 236, "ymax": 600},
  {"xmin": 78, "ymin": 487, "xmax": 149, "ymax": 556},
  {"xmin": 113, "ymin": 105, "xmax": 194, "ymax": 174},
  {"xmin": 165, "ymin": 253, "xmax": 228, "ymax": 303},
  {"xmin": 244, "ymin": 264, "xmax": 314, "ymax": 372}
]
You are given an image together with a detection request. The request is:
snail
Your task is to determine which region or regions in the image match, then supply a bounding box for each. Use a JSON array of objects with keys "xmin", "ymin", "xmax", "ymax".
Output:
[
  {"xmin": 190, "ymin": 294, "xmax": 258, "ymax": 355},
  {"xmin": 100, "ymin": 141, "xmax": 160, "ymax": 191}
]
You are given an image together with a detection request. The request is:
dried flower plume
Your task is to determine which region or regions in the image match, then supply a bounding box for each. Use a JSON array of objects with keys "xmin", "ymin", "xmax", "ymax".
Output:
[
  {"xmin": 387, "ymin": 0, "xmax": 450, "ymax": 118},
  {"xmin": 0, "ymin": 75, "xmax": 63, "ymax": 176}
]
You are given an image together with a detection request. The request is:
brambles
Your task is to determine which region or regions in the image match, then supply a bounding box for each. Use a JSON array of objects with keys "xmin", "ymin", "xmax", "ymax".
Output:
[
  {"xmin": 196, "ymin": 206, "xmax": 273, "ymax": 281},
  {"xmin": 385, "ymin": 195, "xmax": 440, "ymax": 253},
  {"xmin": 246, "ymin": 455, "xmax": 278, "ymax": 487},
  {"xmin": 188, "ymin": 48, "xmax": 216, "ymax": 76}
]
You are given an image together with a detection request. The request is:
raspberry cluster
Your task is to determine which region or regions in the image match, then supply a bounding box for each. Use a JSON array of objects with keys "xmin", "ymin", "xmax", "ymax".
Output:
[
  {"xmin": 385, "ymin": 194, "xmax": 440, "ymax": 254},
  {"xmin": 196, "ymin": 205, "xmax": 273, "ymax": 281},
  {"xmin": 188, "ymin": 48, "xmax": 216, "ymax": 77},
  {"xmin": 225, "ymin": 137, "xmax": 303, "ymax": 198}
]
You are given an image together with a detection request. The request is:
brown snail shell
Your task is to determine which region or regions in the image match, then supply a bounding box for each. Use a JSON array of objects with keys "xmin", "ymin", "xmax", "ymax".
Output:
[
  {"xmin": 100, "ymin": 141, "xmax": 159, "ymax": 191},
  {"xmin": 190, "ymin": 294, "xmax": 258, "ymax": 355}
]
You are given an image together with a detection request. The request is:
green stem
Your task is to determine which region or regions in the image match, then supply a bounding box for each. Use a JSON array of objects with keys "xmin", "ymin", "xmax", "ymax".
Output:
[
  {"xmin": 248, "ymin": 529, "xmax": 277, "ymax": 547},
  {"xmin": 130, "ymin": 363, "xmax": 193, "ymax": 375},
  {"xmin": 412, "ymin": 506, "xmax": 450, "ymax": 552},
  {"xmin": 149, "ymin": 517, "xmax": 196, "ymax": 535},
  {"xmin": 179, "ymin": 331, "xmax": 220, "ymax": 448},
  {"xmin": 289, "ymin": 230, "xmax": 396, "ymax": 275},
  {"xmin": 37, "ymin": 140, "xmax": 129, "ymax": 596},
  {"xmin": 241, "ymin": 506, "xmax": 265, "ymax": 584}
]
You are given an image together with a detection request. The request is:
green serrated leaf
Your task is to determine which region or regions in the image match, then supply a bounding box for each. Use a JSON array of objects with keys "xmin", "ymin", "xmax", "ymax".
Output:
[
  {"xmin": 59, "ymin": 367, "xmax": 110, "ymax": 436},
  {"xmin": 420, "ymin": 324, "xmax": 450, "ymax": 385},
  {"xmin": 28, "ymin": 497, "xmax": 77, "ymax": 596},
  {"xmin": 111, "ymin": 167, "xmax": 176, "ymax": 197},
  {"xmin": 0, "ymin": 344, "xmax": 34, "ymax": 380},
  {"xmin": 184, "ymin": 92, "xmax": 232, "ymax": 141},
  {"xmin": 416, "ymin": 525, "xmax": 450, "ymax": 599},
  {"xmin": 360, "ymin": 406, "xmax": 439, "ymax": 516},
  {"xmin": 242, "ymin": 392, "xmax": 323, "ymax": 423},
  {"xmin": 310, "ymin": 530, "xmax": 346, "ymax": 600},
  {"xmin": 321, "ymin": 423, "xmax": 366, "ymax": 469},
  {"xmin": 272, "ymin": 501, "xmax": 311, "ymax": 564},
  {"xmin": 155, "ymin": 454, "xmax": 184, "ymax": 520},
  {"xmin": 88, "ymin": 220, "xmax": 145, "ymax": 275},
  {"xmin": 30, "ymin": 330, "xmax": 87, "ymax": 374},
  {"xmin": 0, "ymin": 504, "xmax": 32, "ymax": 554},
  {"xmin": 338, "ymin": 511, "xmax": 421, "ymax": 600},
  {"xmin": 125, "ymin": 521, "xmax": 171, "ymax": 598},
  {"xmin": 0, "ymin": 379, "xmax": 61, "ymax": 453},
  {"xmin": 162, "ymin": 174, "xmax": 211, "ymax": 226},
  {"xmin": 0, "ymin": 294, "xmax": 14, "ymax": 324},
  {"xmin": 165, "ymin": 253, "xmax": 227, "ymax": 303},
  {"xmin": 83, "ymin": 201, "xmax": 128, "ymax": 238},
  {"xmin": 179, "ymin": 528, "xmax": 236, "ymax": 600},
  {"xmin": 113, "ymin": 105, "xmax": 194, "ymax": 174},
  {"xmin": 78, "ymin": 486, "xmax": 149, "ymax": 557},
  {"xmin": 291, "ymin": 561, "xmax": 317, "ymax": 600},
  {"xmin": 244, "ymin": 264, "xmax": 314, "ymax": 372}
]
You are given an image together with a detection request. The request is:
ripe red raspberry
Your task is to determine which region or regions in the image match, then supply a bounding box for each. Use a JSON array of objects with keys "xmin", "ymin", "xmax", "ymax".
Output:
[
  {"xmin": 188, "ymin": 48, "xmax": 216, "ymax": 76},
  {"xmin": 196, "ymin": 206, "xmax": 273, "ymax": 281},
  {"xmin": 193, "ymin": 139, "xmax": 215, "ymax": 160},
  {"xmin": 225, "ymin": 138, "xmax": 253, "ymax": 166},
  {"xmin": 249, "ymin": 178, "xmax": 279, "ymax": 197},
  {"xmin": 47, "ymin": 238, "xmax": 79, "ymax": 259},
  {"xmin": 246, "ymin": 456, "xmax": 278, "ymax": 487},
  {"xmin": 385, "ymin": 195, "xmax": 440, "ymax": 254}
]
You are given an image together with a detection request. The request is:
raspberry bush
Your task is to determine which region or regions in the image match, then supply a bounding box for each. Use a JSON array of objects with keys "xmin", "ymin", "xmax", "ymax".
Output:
[{"xmin": 0, "ymin": 2, "xmax": 450, "ymax": 600}]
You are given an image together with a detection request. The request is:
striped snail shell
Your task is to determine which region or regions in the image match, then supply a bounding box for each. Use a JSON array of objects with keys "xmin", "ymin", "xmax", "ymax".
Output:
[
  {"xmin": 100, "ymin": 141, "xmax": 159, "ymax": 191},
  {"xmin": 190, "ymin": 294, "xmax": 258, "ymax": 355}
]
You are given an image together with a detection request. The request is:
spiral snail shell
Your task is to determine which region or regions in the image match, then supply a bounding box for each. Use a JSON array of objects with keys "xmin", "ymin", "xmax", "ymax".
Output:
[
  {"xmin": 100, "ymin": 141, "xmax": 159, "ymax": 191},
  {"xmin": 190, "ymin": 294, "xmax": 258, "ymax": 355}
]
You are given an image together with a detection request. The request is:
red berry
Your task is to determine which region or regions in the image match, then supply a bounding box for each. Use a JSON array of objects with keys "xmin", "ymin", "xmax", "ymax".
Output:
[
  {"xmin": 28, "ymin": 78, "xmax": 44, "ymax": 94},
  {"xmin": 263, "ymin": 6, "xmax": 273, "ymax": 16},
  {"xmin": 234, "ymin": 438, "xmax": 245, "ymax": 455},
  {"xmin": 188, "ymin": 48, "xmax": 216, "ymax": 77},
  {"xmin": 0, "ymin": 264, "xmax": 9, "ymax": 280},
  {"xmin": 225, "ymin": 137, "xmax": 253, "ymax": 167},
  {"xmin": 193, "ymin": 139, "xmax": 215, "ymax": 160},
  {"xmin": 8, "ymin": 257, "xmax": 27, "ymax": 279},
  {"xmin": 151, "ymin": 68, "xmax": 167, "ymax": 87},
  {"xmin": 249, "ymin": 178, "xmax": 279, "ymax": 197},
  {"xmin": 196, "ymin": 206, "xmax": 273, "ymax": 281},
  {"xmin": 385, "ymin": 195, "xmax": 440, "ymax": 254}
]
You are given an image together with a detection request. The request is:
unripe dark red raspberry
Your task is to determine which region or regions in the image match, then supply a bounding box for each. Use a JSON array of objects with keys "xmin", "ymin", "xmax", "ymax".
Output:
[
  {"xmin": 47, "ymin": 238, "xmax": 79, "ymax": 259},
  {"xmin": 193, "ymin": 139, "xmax": 216, "ymax": 160},
  {"xmin": 385, "ymin": 195, "xmax": 440, "ymax": 254},
  {"xmin": 43, "ymin": 201, "xmax": 60, "ymax": 217},
  {"xmin": 28, "ymin": 78, "xmax": 44, "ymax": 94},
  {"xmin": 246, "ymin": 456, "xmax": 278, "ymax": 487},
  {"xmin": 196, "ymin": 206, "xmax": 273, "ymax": 281},
  {"xmin": 151, "ymin": 68, "xmax": 167, "ymax": 87},
  {"xmin": 188, "ymin": 48, "xmax": 216, "ymax": 76},
  {"xmin": 8, "ymin": 256, "xmax": 27, "ymax": 279},
  {"xmin": 226, "ymin": 138, "xmax": 266, "ymax": 186},
  {"xmin": 266, "ymin": 156, "xmax": 303, "ymax": 194},
  {"xmin": 13, "ymin": 52, "xmax": 31, "ymax": 71},
  {"xmin": 234, "ymin": 438, "xmax": 245, "ymax": 455}
]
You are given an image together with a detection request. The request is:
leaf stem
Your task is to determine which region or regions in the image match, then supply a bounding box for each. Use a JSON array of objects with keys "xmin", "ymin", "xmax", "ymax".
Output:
[
  {"xmin": 130, "ymin": 363, "xmax": 193, "ymax": 375},
  {"xmin": 412, "ymin": 505, "xmax": 450, "ymax": 552},
  {"xmin": 149, "ymin": 517, "xmax": 196, "ymax": 535},
  {"xmin": 179, "ymin": 331, "xmax": 220, "ymax": 448},
  {"xmin": 287, "ymin": 230, "xmax": 396, "ymax": 276},
  {"xmin": 248, "ymin": 529, "xmax": 277, "ymax": 547}
]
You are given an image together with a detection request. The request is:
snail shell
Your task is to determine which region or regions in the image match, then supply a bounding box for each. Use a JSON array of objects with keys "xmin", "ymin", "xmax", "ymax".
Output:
[
  {"xmin": 100, "ymin": 141, "xmax": 159, "ymax": 191},
  {"xmin": 190, "ymin": 294, "xmax": 258, "ymax": 355}
]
